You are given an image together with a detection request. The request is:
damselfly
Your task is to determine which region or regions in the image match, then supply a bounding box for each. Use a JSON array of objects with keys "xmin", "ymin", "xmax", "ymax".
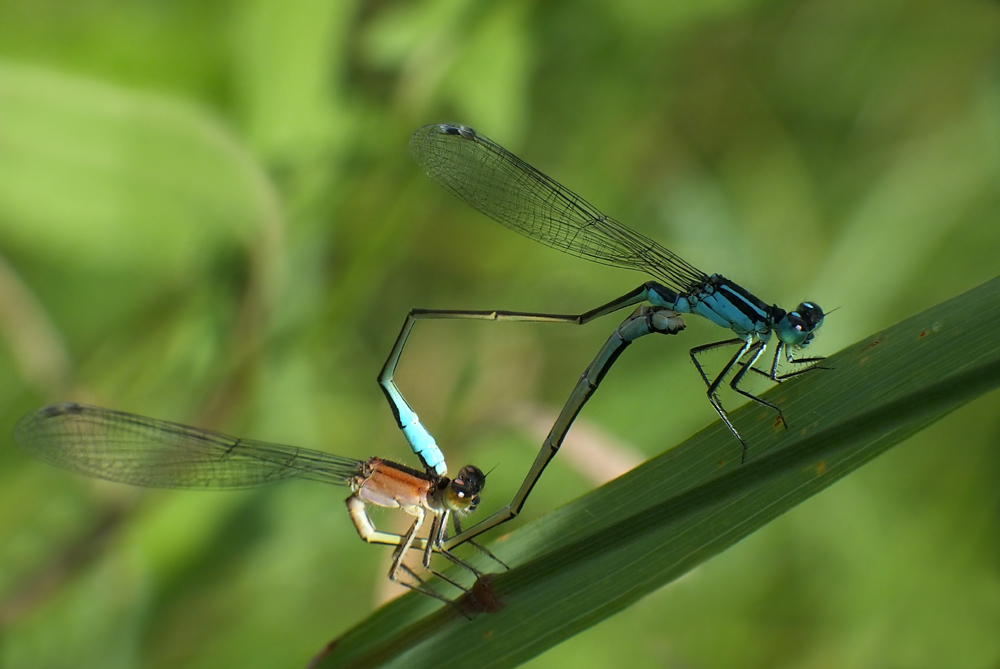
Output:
[
  {"xmin": 13, "ymin": 402, "xmax": 492, "ymax": 602},
  {"xmin": 398, "ymin": 123, "xmax": 826, "ymax": 466}
]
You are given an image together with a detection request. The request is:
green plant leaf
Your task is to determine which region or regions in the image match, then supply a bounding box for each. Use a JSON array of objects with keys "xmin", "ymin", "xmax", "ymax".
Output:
[
  {"xmin": 312, "ymin": 274, "xmax": 1000, "ymax": 669},
  {"xmin": 0, "ymin": 61, "xmax": 273, "ymax": 276}
]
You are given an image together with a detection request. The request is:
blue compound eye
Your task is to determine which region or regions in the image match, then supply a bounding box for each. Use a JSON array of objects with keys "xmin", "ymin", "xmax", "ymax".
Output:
[
  {"xmin": 787, "ymin": 313, "xmax": 809, "ymax": 333},
  {"xmin": 794, "ymin": 302, "xmax": 825, "ymax": 328},
  {"xmin": 786, "ymin": 313, "xmax": 815, "ymax": 344},
  {"xmin": 775, "ymin": 305, "xmax": 824, "ymax": 346}
]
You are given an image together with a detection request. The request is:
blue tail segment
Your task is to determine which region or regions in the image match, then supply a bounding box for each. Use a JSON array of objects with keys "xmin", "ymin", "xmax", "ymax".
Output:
[{"xmin": 379, "ymin": 378, "xmax": 447, "ymax": 477}]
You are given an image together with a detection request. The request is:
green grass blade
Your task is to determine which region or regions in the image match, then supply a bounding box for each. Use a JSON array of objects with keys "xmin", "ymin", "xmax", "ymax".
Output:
[{"xmin": 314, "ymin": 275, "xmax": 1000, "ymax": 669}]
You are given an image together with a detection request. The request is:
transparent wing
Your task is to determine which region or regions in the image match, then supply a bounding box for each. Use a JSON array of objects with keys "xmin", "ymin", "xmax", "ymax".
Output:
[
  {"xmin": 14, "ymin": 403, "xmax": 362, "ymax": 489},
  {"xmin": 410, "ymin": 123, "xmax": 709, "ymax": 293}
]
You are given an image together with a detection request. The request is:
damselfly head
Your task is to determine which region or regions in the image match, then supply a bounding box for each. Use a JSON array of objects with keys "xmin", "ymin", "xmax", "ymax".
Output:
[
  {"xmin": 774, "ymin": 302, "xmax": 825, "ymax": 347},
  {"xmin": 445, "ymin": 464, "xmax": 486, "ymax": 514}
]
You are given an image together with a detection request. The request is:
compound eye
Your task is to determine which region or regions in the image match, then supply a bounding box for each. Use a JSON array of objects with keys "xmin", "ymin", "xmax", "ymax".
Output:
[
  {"xmin": 450, "ymin": 465, "xmax": 486, "ymax": 498},
  {"xmin": 786, "ymin": 313, "xmax": 808, "ymax": 333},
  {"xmin": 794, "ymin": 302, "xmax": 825, "ymax": 328}
]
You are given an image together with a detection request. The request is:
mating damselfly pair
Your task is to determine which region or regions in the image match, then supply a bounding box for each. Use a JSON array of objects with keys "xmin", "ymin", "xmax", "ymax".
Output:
[{"xmin": 14, "ymin": 123, "xmax": 825, "ymax": 604}]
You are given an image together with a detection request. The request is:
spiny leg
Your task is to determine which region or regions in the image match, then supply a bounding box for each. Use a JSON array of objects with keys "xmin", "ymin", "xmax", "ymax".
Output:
[
  {"xmin": 395, "ymin": 562, "xmax": 434, "ymax": 592},
  {"xmin": 773, "ymin": 362, "xmax": 826, "ymax": 381},
  {"xmin": 426, "ymin": 510, "xmax": 510, "ymax": 580},
  {"xmin": 692, "ymin": 338, "xmax": 799, "ymax": 423},
  {"xmin": 410, "ymin": 516, "xmax": 492, "ymax": 617},
  {"xmin": 386, "ymin": 511, "xmax": 455, "ymax": 603},
  {"xmin": 689, "ymin": 338, "xmax": 746, "ymax": 389},
  {"xmin": 419, "ymin": 512, "xmax": 481, "ymax": 593},
  {"xmin": 740, "ymin": 343, "xmax": 826, "ymax": 382},
  {"xmin": 692, "ymin": 338, "xmax": 753, "ymax": 404},
  {"xmin": 727, "ymin": 342, "xmax": 829, "ymax": 461},
  {"xmin": 691, "ymin": 338, "xmax": 756, "ymax": 458},
  {"xmin": 347, "ymin": 494, "xmax": 467, "ymax": 600},
  {"xmin": 727, "ymin": 342, "xmax": 788, "ymax": 461},
  {"xmin": 738, "ymin": 341, "xmax": 828, "ymax": 382},
  {"xmin": 774, "ymin": 350, "xmax": 828, "ymax": 380},
  {"xmin": 729, "ymin": 341, "xmax": 781, "ymax": 416},
  {"xmin": 770, "ymin": 341, "xmax": 828, "ymax": 380},
  {"xmin": 451, "ymin": 515, "xmax": 508, "ymax": 571},
  {"xmin": 346, "ymin": 492, "xmax": 502, "ymax": 589}
]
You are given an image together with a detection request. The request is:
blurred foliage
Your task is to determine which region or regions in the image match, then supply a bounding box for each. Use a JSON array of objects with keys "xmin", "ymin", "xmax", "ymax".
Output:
[{"xmin": 0, "ymin": 0, "xmax": 998, "ymax": 668}]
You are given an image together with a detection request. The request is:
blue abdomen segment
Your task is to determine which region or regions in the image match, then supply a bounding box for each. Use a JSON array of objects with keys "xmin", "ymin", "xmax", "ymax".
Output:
[
  {"xmin": 690, "ymin": 289, "xmax": 767, "ymax": 337},
  {"xmin": 648, "ymin": 276, "xmax": 772, "ymax": 339},
  {"xmin": 381, "ymin": 383, "xmax": 447, "ymax": 476},
  {"xmin": 402, "ymin": 422, "xmax": 446, "ymax": 475}
]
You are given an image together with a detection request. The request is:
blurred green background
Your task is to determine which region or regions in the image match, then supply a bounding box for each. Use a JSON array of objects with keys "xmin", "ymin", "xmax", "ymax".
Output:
[{"xmin": 1, "ymin": 0, "xmax": 999, "ymax": 667}]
